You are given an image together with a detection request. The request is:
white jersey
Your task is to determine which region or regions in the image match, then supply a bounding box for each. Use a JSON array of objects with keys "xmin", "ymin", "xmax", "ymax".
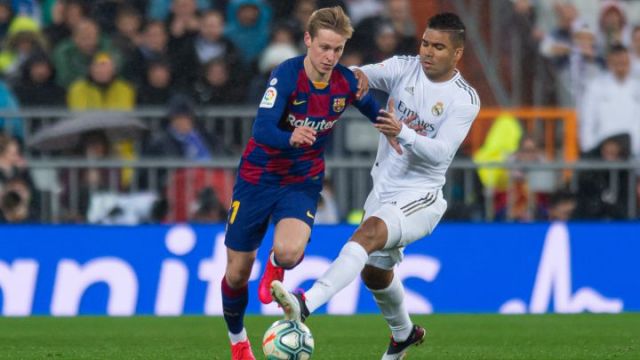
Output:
[{"xmin": 358, "ymin": 55, "xmax": 480, "ymax": 200}]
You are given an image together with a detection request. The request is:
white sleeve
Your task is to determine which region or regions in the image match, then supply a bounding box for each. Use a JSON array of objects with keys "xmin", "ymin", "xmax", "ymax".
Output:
[
  {"xmin": 396, "ymin": 104, "xmax": 479, "ymax": 165},
  {"xmin": 356, "ymin": 56, "xmax": 405, "ymax": 93},
  {"xmin": 579, "ymin": 80, "xmax": 598, "ymax": 152}
]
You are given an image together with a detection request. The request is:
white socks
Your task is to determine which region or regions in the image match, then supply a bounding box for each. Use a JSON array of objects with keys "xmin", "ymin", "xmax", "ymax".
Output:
[
  {"xmin": 228, "ymin": 328, "xmax": 248, "ymax": 344},
  {"xmin": 306, "ymin": 241, "xmax": 369, "ymax": 313},
  {"xmin": 368, "ymin": 274, "xmax": 413, "ymax": 342}
]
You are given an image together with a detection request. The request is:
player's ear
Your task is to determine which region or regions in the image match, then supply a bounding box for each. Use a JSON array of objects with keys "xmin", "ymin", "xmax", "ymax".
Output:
[
  {"xmin": 454, "ymin": 47, "xmax": 464, "ymax": 62},
  {"xmin": 304, "ymin": 32, "xmax": 312, "ymax": 48}
]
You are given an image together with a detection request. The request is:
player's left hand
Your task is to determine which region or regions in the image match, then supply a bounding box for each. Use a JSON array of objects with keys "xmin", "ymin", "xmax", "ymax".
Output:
[
  {"xmin": 375, "ymin": 98, "xmax": 402, "ymax": 137},
  {"xmin": 353, "ymin": 69, "xmax": 369, "ymax": 100}
]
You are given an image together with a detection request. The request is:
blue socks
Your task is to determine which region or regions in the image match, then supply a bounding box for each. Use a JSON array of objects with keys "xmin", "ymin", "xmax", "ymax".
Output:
[{"xmin": 221, "ymin": 276, "xmax": 249, "ymax": 335}]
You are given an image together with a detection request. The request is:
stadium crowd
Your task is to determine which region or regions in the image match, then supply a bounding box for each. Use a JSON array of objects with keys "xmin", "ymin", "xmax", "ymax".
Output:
[{"xmin": 0, "ymin": 0, "xmax": 638, "ymax": 224}]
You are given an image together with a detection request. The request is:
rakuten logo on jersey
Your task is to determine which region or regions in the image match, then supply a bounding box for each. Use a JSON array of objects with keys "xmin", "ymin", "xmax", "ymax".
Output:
[{"xmin": 287, "ymin": 114, "xmax": 337, "ymax": 131}]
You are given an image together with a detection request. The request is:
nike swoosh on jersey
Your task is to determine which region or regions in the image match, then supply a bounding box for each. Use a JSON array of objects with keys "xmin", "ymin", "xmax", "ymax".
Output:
[
  {"xmin": 293, "ymin": 100, "xmax": 307, "ymax": 105},
  {"xmin": 306, "ymin": 210, "xmax": 314, "ymax": 219}
]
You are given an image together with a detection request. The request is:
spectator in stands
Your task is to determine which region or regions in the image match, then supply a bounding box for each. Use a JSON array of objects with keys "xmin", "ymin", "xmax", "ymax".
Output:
[
  {"xmin": 190, "ymin": 186, "xmax": 228, "ymax": 223},
  {"xmin": 111, "ymin": 5, "xmax": 143, "ymax": 81},
  {"xmin": 167, "ymin": 0, "xmax": 200, "ymax": 44},
  {"xmin": 631, "ymin": 25, "xmax": 640, "ymax": 77},
  {"xmin": 136, "ymin": 58, "xmax": 174, "ymax": 106},
  {"xmin": 268, "ymin": 21, "xmax": 297, "ymax": 46},
  {"xmin": 224, "ymin": 0, "xmax": 272, "ymax": 67},
  {"xmin": 10, "ymin": 0, "xmax": 41, "ymax": 20},
  {"xmin": 596, "ymin": 1, "xmax": 631, "ymax": 54},
  {"xmin": 127, "ymin": 20, "xmax": 168, "ymax": 86},
  {"xmin": 246, "ymin": 41, "xmax": 298, "ymax": 103},
  {"xmin": 508, "ymin": 0, "xmax": 544, "ymax": 105},
  {"xmin": 576, "ymin": 133, "xmax": 631, "ymax": 220},
  {"xmin": 192, "ymin": 10, "xmax": 240, "ymax": 68},
  {"xmin": 567, "ymin": 22, "xmax": 604, "ymax": 108},
  {"xmin": 0, "ymin": 0, "xmax": 13, "ymax": 40},
  {"xmin": 0, "ymin": 15, "xmax": 48, "ymax": 81},
  {"xmin": 12, "ymin": 51, "xmax": 66, "ymax": 106},
  {"xmin": 143, "ymin": 94, "xmax": 217, "ymax": 160},
  {"xmin": 539, "ymin": 2, "xmax": 576, "ymax": 63},
  {"xmin": 580, "ymin": 44, "xmax": 640, "ymax": 156},
  {"xmin": 44, "ymin": 0, "xmax": 88, "ymax": 48},
  {"xmin": 67, "ymin": 52, "xmax": 135, "ymax": 110},
  {"xmin": 192, "ymin": 58, "xmax": 245, "ymax": 105},
  {"xmin": 353, "ymin": 0, "xmax": 415, "ymax": 58},
  {"xmin": 0, "ymin": 79, "xmax": 22, "ymax": 139},
  {"xmin": 547, "ymin": 19, "xmax": 604, "ymax": 108},
  {"xmin": 60, "ymin": 130, "xmax": 120, "ymax": 222},
  {"xmin": 339, "ymin": 47, "xmax": 364, "ymax": 67},
  {"xmin": 0, "ymin": 177, "xmax": 34, "ymax": 223},
  {"xmin": 546, "ymin": 189, "xmax": 577, "ymax": 222},
  {"xmin": 143, "ymin": 94, "xmax": 228, "ymax": 222},
  {"xmin": 148, "ymin": 0, "xmax": 210, "ymax": 21},
  {"xmin": 89, "ymin": 0, "xmax": 146, "ymax": 34},
  {"xmin": 0, "ymin": 133, "xmax": 37, "ymax": 220},
  {"xmin": 502, "ymin": 135, "xmax": 550, "ymax": 222},
  {"xmin": 345, "ymin": 0, "xmax": 384, "ymax": 26},
  {"xmin": 67, "ymin": 51, "xmax": 137, "ymax": 189},
  {"xmin": 386, "ymin": 0, "xmax": 416, "ymax": 53},
  {"xmin": 53, "ymin": 18, "xmax": 118, "ymax": 88},
  {"xmin": 362, "ymin": 20, "xmax": 400, "ymax": 64},
  {"xmin": 130, "ymin": 20, "xmax": 198, "ymax": 92},
  {"xmin": 0, "ymin": 133, "xmax": 25, "ymax": 187},
  {"xmin": 288, "ymin": 0, "xmax": 317, "ymax": 44}
]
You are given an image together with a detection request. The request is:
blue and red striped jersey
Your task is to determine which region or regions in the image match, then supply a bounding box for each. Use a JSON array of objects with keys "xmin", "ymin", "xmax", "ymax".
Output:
[{"xmin": 239, "ymin": 55, "xmax": 380, "ymax": 187}]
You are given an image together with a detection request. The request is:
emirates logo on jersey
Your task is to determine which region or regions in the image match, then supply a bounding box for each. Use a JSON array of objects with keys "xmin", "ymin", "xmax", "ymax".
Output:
[
  {"xmin": 287, "ymin": 114, "xmax": 337, "ymax": 131},
  {"xmin": 431, "ymin": 102, "xmax": 444, "ymax": 116}
]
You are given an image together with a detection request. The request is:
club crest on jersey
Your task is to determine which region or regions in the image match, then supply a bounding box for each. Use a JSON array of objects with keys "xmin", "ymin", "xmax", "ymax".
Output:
[
  {"xmin": 332, "ymin": 97, "xmax": 346, "ymax": 113},
  {"xmin": 259, "ymin": 87, "xmax": 277, "ymax": 108},
  {"xmin": 431, "ymin": 102, "xmax": 444, "ymax": 116}
]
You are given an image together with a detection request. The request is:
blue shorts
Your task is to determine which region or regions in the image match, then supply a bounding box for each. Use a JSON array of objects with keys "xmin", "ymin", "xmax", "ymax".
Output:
[{"xmin": 224, "ymin": 178, "xmax": 321, "ymax": 252}]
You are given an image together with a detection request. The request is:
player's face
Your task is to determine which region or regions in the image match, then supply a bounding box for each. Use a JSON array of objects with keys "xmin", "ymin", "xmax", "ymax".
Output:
[
  {"xmin": 304, "ymin": 29, "xmax": 347, "ymax": 78},
  {"xmin": 419, "ymin": 29, "xmax": 463, "ymax": 82}
]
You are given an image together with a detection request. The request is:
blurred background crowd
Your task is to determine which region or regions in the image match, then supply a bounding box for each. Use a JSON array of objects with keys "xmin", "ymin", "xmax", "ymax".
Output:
[{"xmin": 0, "ymin": 0, "xmax": 638, "ymax": 225}]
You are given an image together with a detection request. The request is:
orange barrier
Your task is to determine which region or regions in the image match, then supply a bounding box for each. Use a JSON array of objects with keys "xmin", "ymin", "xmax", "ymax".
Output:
[{"xmin": 467, "ymin": 108, "xmax": 579, "ymax": 162}]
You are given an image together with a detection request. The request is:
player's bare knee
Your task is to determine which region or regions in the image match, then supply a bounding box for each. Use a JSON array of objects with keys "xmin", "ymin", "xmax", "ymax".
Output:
[
  {"xmin": 225, "ymin": 269, "xmax": 251, "ymax": 288},
  {"xmin": 361, "ymin": 265, "xmax": 394, "ymax": 290},
  {"xmin": 273, "ymin": 249, "xmax": 303, "ymax": 269},
  {"xmin": 274, "ymin": 246, "xmax": 304, "ymax": 268},
  {"xmin": 352, "ymin": 217, "xmax": 387, "ymax": 253}
]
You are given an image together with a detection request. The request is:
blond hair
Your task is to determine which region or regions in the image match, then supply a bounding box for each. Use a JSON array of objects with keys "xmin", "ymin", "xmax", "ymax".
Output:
[{"xmin": 307, "ymin": 6, "xmax": 353, "ymax": 39}]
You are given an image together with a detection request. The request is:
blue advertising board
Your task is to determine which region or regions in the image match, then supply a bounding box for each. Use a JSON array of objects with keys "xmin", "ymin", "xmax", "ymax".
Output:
[{"xmin": 0, "ymin": 222, "xmax": 638, "ymax": 316}]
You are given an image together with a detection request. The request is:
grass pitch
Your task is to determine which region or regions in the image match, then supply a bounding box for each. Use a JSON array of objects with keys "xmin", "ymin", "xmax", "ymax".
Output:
[{"xmin": 0, "ymin": 314, "xmax": 638, "ymax": 359}]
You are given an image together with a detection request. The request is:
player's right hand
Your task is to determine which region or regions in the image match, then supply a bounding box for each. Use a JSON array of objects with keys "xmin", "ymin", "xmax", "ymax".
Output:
[
  {"xmin": 290, "ymin": 126, "xmax": 317, "ymax": 147},
  {"xmin": 353, "ymin": 69, "xmax": 370, "ymax": 100}
]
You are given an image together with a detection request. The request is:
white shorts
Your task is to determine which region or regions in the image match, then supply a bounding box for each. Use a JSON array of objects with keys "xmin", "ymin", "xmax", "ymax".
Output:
[{"xmin": 362, "ymin": 189, "xmax": 447, "ymax": 270}]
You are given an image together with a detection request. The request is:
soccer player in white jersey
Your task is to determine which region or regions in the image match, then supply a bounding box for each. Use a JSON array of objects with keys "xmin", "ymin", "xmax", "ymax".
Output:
[{"xmin": 270, "ymin": 12, "xmax": 480, "ymax": 359}]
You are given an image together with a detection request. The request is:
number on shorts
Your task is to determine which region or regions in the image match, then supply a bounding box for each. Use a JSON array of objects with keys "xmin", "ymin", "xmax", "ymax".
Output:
[{"xmin": 229, "ymin": 200, "xmax": 241, "ymax": 224}]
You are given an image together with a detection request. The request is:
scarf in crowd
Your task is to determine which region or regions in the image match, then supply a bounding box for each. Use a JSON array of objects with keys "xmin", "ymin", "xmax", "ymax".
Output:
[{"xmin": 169, "ymin": 128, "xmax": 211, "ymax": 160}]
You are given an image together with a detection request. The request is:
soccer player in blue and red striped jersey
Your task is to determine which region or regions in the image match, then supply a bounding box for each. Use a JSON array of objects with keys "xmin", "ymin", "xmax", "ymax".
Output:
[{"xmin": 220, "ymin": 6, "xmax": 386, "ymax": 359}]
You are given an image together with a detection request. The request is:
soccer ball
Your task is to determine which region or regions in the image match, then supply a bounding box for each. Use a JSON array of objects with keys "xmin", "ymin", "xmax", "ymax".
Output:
[{"xmin": 262, "ymin": 319, "xmax": 315, "ymax": 360}]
